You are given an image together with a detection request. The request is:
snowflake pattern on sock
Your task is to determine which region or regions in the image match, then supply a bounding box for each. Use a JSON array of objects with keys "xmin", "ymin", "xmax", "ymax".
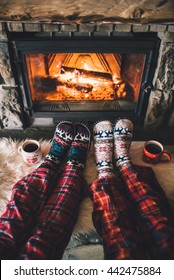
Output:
[
  {"xmin": 46, "ymin": 121, "xmax": 74, "ymax": 164},
  {"xmin": 113, "ymin": 119, "xmax": 133, "ymax": 168},
  {"xmin": 67, "ymin": 123, "xmax": 91, "ymax": 169},
  {"xmin": 93, "ymin": 120, "xmax": 114, "ymax": 178}
]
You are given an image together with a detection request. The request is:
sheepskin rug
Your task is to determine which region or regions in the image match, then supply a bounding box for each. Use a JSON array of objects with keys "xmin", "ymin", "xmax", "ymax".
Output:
[{"xmin": 0, "ymin": 138, "xmax": 174, "ymax": 235}]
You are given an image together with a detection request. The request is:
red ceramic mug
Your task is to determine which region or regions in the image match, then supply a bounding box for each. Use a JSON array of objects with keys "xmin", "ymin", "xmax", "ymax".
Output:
[{"xmin": 143, "ymin": 140, "xmax": 171, "ymax": 164}]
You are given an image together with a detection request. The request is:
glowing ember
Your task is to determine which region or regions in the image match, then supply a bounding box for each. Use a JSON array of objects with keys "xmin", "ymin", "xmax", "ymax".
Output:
[{"xmin": 25, "ymin": 53, "xmax": 145, "ymax": 103}]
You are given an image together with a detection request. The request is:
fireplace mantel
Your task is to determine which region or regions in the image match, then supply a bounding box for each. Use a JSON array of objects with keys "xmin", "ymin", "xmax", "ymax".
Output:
[{"xmin": 0, "ymin": 0, "xmax": 174, "ymax": 24}]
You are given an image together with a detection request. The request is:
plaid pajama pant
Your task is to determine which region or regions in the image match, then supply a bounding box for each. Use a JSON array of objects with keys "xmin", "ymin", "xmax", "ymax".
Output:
[
  {"xmin": 0, "ymin": 160, "xmax": 85, "ymax": 259},
  {"xmin": 0, "ymin": 159, "xmax": 174, "ymax": 259},
  {"xmin": 18, "ymin": 163, "xmax": 86, "ymax": 259},
  {"xmin": 120, "ymin": 165, "xmax": 174, "ymax": 259},
  {"xmin": 90, "ymin": 165, "xmax": 174, "ymax": 259}
]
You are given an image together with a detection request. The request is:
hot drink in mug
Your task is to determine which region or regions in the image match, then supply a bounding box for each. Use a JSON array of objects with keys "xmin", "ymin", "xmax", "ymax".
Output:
[
  {"xmin": 18, "ymin": 140, "xmax": 42, "ymax": 165},
  {"xmin": 143, "ymin": 140, "xmax": 171, "ymax": 164}
]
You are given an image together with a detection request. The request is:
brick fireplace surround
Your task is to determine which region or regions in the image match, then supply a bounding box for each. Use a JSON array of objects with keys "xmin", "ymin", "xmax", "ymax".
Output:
[{"xmin": 0, "ymin": 0, "xmax": 174, "ymax": 131}]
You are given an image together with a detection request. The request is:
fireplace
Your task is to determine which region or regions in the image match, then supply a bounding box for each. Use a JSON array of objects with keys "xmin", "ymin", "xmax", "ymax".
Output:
[
  {"xmin": 0, "ymin": 1, "xmax": 174, "ymax": 130},
  {"xmin": 11, "ymin": 35, "xmax": 160, "ymax": 124}
]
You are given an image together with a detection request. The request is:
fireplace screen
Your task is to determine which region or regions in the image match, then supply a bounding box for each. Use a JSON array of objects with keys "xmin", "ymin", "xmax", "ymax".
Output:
[
  {"xmin": 14, "ymin": 38, "xmax": 159, "ymax": 122},
  {"xmin": 25, "ymin": 52, "xmax": 145, "ymax": 109}
]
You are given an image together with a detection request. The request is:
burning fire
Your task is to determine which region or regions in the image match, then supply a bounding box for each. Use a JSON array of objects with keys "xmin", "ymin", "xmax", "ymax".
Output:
[
  {"xmin": 25, "ymin": 53, "xmax": 138, "ymax": 103},
  {"xmin": 32, "ymin": 68, "xmax": 128, "ymax": 101}
]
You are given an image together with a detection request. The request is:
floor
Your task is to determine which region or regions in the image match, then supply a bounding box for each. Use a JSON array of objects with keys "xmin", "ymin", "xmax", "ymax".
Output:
[{"xmin": 1, "ymin": 125, "xmax": 174, "ymax": 145}]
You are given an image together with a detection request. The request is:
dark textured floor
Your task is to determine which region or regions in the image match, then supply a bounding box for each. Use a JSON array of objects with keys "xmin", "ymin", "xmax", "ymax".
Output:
[{"xmin": 0, "ymin": 125, "xmax": 174, "ymax": 145}]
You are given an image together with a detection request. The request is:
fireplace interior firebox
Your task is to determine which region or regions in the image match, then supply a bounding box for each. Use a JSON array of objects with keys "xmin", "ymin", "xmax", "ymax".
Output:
[{"xmin": 12, "ymin": 36, "xmax": 160, "ymax": 124}]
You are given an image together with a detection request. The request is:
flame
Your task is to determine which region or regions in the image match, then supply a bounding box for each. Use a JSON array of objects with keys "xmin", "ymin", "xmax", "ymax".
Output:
[{"xmin": 25, "ymin": 53, "xmax": 145, "ymax": 103}]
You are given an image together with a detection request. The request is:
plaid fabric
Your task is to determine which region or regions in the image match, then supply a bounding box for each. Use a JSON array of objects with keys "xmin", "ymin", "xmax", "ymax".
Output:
[
  {"xmin": 17, "ymin": 164, "xmax": 85, "ymax": 260},
  {"xmin": 0, "ymin": 159, "xmax": 59, "ymax": 259},
  {"xmin": 1, "ymin": 155, "xmax": 174, "ymax": 260},
  {"xmin": 90, "ymin": 175, "xmax": 147, "ymax": 260},
  {"xmin": 119, "ymin": 164, "xmax": 174, "ymax": 259}
]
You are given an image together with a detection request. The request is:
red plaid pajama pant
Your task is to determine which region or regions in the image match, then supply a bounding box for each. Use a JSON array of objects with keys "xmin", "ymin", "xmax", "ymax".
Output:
[
  {"xmin": 0, "ymin": 159, "xmax": 174, "ymax": 259},
  {"xmin": 90, "ymin": 165, "xmax": 174, "ymax": 259},
  {"xmin": 0, "ymin": 160, "xmax": 85, "ymax": 259}
]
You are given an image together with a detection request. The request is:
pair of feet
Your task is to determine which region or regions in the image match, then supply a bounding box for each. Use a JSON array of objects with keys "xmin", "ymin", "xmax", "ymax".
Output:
[
  {"xmin": 93, "ymin": 119, "xmax": 133, "ymax": 178},
  {"xmin": 46, "ymin": 118, "xmax": 133, "ymax": 174},
  {"xmin": 46, "ymin": 121, "xmax": 91, "ymax": 169}
]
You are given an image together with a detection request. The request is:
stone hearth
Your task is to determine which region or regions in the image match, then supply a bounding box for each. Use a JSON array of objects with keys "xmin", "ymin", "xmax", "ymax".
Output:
[{"xmin": 0, "ymin": 1, "xmax": 174, "ymax": 129}]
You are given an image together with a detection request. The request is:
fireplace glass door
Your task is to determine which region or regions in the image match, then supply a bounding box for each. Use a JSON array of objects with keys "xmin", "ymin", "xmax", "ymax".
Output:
[
  {"xmin": 25, "ymin": 52, "xmax": 145, "ymax": 112},
  {"xmin": 14, "ymin": 37, "xmax": 160, "ymax": 122}
]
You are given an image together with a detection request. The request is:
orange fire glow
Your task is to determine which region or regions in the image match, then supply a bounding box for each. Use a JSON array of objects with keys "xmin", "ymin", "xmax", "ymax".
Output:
[{"xmin": 25, "ymin": 53, "xmax": 145, "ymax": 103}]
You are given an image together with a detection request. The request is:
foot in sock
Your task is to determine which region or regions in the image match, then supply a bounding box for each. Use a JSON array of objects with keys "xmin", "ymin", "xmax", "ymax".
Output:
[
  {"xmin": 93, "ymin": 120, "xmax": 114, "ymax": 178},
  {"xmin": 67, "ymin": 123, "xmax": 91, "ymax": 169},
  {"xmin": 46, "ymin": 121, "xmax": 74, "ymax": 164},
  {"xmin": 113, "ymin": 119, "xmax": 133, "ymax": 169}
]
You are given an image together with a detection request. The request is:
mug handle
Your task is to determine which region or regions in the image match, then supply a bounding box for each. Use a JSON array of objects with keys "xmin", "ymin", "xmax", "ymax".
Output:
[
  {"xmin": 18, "ymin": 146, "xmax": 22, "ymax": 154},
  {"xmin": 160, "ymin": 151, "xmax": 171, "ymax": 163}
]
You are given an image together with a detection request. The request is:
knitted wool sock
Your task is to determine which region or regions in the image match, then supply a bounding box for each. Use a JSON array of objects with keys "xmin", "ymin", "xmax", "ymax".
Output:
[
  {"xmin": 46, "ymin": 121, "xmax": 74, "ymax": 165},
  {"xmin": 113, "ymin": 119, "xmax": 133, "ymax": 169},
  {"xmin": 93, "ymin": 120, "xmax": 114, "ymax": 178},
  {"xmin": 67, "ymin": 123, "xmax": 91, "ymax": 169}
]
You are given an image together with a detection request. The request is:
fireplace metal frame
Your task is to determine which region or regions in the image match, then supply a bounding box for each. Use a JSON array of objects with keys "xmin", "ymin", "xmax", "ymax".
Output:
[{"xmin": 11, "ymin": 35, "xmax": 160, "ymax": 125}]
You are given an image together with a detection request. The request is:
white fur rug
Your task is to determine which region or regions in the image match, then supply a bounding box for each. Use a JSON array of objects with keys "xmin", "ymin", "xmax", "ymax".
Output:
[{"xmin": 0, "ymin": 138, "xmax": 174, "ymax": 235}]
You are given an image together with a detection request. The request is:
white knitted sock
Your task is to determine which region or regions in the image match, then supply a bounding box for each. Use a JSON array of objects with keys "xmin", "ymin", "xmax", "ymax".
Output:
[
  {"xmin": 93, "ymin": 120, "xmax": 114, "ymax": 178},
  {"xmin": 113, "ymin": 119, "xmax": 133, "ymax": 169}
]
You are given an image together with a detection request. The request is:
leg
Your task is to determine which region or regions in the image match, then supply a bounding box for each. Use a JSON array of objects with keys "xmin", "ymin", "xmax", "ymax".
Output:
[
  {"xmin": 0, "ymin": 121, "xmax": 74, "ymax": 259},
  {"xmin": 17, "ymin": 123, "xmax": 91, "ymax": 259},
  {"xmin": 114, "ymin": 119, "xmax": 174, "ymax": 259},
  {"xmin": 90, "ymin": 121, "xmax": 146, "ymax": 260}
]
